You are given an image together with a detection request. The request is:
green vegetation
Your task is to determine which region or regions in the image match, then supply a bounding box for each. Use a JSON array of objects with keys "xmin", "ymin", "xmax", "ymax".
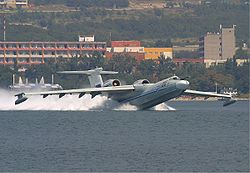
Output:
[
  {"xmin": 235, "ymin": 48, "xmax": 250, "ymax": 59},
  {"xmin": 30, "ymin": 0, "xmax": 129, "ymax": 8},
  {"xmin": 0, "ymin": 2, "xmax": 248, "ymax": 45},
  {"xmin": 0, "ymin": 55, "xmax": 249, "ymax": 95}
]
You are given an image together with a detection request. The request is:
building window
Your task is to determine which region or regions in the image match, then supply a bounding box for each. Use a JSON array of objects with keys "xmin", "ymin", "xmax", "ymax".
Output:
[{"xmin": 6, "ymin": 58, "xmax": 12, "ymax": 63}]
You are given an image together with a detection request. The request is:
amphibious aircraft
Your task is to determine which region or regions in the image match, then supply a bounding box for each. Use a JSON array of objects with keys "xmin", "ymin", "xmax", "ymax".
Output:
[{"xmin": 15, "ymin": 67, "xmax": 236, "ymax": 109}]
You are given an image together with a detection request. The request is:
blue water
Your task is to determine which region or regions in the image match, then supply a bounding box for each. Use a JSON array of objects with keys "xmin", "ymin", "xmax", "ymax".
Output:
[{"xmin": 0, "ymin": 101, "xmax": 249, "ymax": 172}]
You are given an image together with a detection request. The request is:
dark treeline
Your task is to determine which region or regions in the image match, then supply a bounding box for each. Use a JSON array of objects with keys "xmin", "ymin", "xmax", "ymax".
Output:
[
  {"xmin": 0, "ymin": 54, "xmax": 249, "ymax": 94},
  {"xmin": 30, "ymin": 0, "xmax": 129, "ymax": 8}
]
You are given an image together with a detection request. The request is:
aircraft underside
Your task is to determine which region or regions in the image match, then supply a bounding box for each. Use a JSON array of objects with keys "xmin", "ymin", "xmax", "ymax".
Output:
[
  {"xmin": 134, "ymin": 90, "xmax": 183, "ymax": 110},
  {"xmin": 111, "ymin": 85, "xmax": 184, "ymax": 110}
]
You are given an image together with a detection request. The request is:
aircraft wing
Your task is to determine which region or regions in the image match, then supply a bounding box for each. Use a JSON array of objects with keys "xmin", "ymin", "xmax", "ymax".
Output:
[
  {"xmin": 183, "ymin": 89, "xmax": 232, "ymax": 98},
  {"xmin": 183, "ymin": 89, "xmax": 236, "ymax": 106},
  {"xmin": 15, "ymin": 85, "xmax": 135, "ymax": 105}
]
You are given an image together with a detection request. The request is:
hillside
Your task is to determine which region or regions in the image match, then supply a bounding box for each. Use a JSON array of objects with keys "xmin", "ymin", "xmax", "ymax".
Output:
[{"xmin": 0, "ymin": 0, "xmax": 248, "ymax": 46}]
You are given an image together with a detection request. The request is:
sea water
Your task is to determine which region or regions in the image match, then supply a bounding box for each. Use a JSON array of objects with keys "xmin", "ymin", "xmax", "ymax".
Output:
[{"xmin": 0, "ymin": 100, "xmax": 249, "ymax": 172}]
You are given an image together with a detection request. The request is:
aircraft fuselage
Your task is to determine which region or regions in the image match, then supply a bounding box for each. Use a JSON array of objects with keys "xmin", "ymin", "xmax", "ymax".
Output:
[{"xmin": 108, "ymin": 78, "xmax": 189, "ymax": 110}]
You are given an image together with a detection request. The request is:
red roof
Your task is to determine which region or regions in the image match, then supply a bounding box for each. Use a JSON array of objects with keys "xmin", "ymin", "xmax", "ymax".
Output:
[{"xmin": 111, "ymin": 41, "xmax": 141, "ymax": 47}]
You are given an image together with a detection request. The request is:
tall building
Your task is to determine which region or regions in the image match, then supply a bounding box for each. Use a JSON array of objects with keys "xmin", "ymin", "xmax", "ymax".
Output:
[
  {"xmin": 221, "ymin": 26, "xmax": 236, "ymax": 60},
  {"xmin": 199, "ymin": 25, "xmax": 236, "ymax": 62}
]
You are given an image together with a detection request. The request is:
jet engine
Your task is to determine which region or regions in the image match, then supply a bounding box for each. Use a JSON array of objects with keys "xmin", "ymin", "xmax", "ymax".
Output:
[
  {"xmin": 133, "ymin": 79, "xmax": 150, "ymax": 85},
  {"xmin": 103, "ymin": 79, "xmax": 121, "ymax": 87}
]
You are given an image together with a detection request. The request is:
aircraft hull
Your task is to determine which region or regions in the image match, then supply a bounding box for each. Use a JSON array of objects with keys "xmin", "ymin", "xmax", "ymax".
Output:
[
  {"xmin": 110, "ymin": 82, "xmax": 184, "ymax": 110},
  {"xmin": 135, "ymin": 90, "xmax": 183, "ymax": 110}
]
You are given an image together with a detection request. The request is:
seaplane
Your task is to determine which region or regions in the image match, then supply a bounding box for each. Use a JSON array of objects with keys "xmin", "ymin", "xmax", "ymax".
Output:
[{"xmin": 14, "ymin": 67, "xmax": 236, "ymax": 110}]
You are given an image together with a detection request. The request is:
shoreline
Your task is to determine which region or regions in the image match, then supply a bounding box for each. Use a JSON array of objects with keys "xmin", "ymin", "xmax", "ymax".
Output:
[{"xmin": 173, "ymin": 98, "xmax": 250, "ymax": 101}]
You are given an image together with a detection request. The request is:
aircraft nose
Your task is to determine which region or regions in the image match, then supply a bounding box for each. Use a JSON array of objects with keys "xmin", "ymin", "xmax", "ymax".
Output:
[{"xmin": 176, "ymin": 80, "xmax": 189, "ymax": 90}]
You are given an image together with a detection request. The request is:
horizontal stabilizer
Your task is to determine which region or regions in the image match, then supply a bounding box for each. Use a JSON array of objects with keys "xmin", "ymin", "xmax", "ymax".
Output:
[
  {"xmin": 57, "ymin": 67, "xmax": 118, "ymax": 75},
  {"xmin": 57, "ymin": 67, "xmax": 118, "ymax": 87},
  {"xmin": 57, "ymin": 71, "xmax": 118, "ymax": 75}
]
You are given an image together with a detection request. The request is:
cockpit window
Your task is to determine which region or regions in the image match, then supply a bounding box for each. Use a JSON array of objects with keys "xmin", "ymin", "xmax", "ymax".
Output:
[
  {"xmin": 172, "ymin": 76, "xmax": 180, "ymax": 80},
  {"xmin": 165, "ymin": 76, "xmax": 180, "ymax": 81}
]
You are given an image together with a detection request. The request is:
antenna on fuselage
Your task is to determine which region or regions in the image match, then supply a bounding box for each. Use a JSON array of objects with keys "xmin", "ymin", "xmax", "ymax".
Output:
[{"xmin": 57, "ymin": 67, "xmax": 118, "ymax": 88}]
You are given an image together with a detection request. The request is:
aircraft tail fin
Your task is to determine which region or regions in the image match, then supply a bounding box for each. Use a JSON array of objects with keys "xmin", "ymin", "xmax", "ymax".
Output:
[{"xmin": 57, "ymin": 67, "xmax": 118, "ymax": 88}]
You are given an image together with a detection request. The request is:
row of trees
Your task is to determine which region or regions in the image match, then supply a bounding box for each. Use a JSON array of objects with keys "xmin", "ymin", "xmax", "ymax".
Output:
[
  {"xmin": 0, "ymin": 54, "xmax": 249, "ymax": 94},
  {"xmin": 30, "ymin": 0, "xmax": 129, "ymax": 8}
]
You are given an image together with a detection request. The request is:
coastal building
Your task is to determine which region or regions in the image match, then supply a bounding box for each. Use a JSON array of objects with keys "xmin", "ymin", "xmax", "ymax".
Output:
[
  {"xmin": 111, "ymin": 41, "xmax": 141, "ymax": 47},
  {"xmin": 78, "ymin": 35, "xmax": 95, "ymax": 42},
  {"xmin": 199, "ymin": 25, "xmax": 236, "ymax": 60},
  {"xmin": 0, "ymin": 40, "xmax": 106, "ymax": 65},
  {"xmin": 107, "ymin": 41, "xmax": 173, "ymax": 61},
  {"xmin": 106, "ymin": 41, "xmax": 145, "ymax": 61},
  {"xmin": 0, "ymin": 0, "xmax": 29, "ymax": 8},
  {"xmin": 144, "ymin": 48, "xmax": 173, "ymax": 60},
  {"xmin": 203, "ymin": 58, "xmax": 249, "ymax": 68},
  {"xmin": 173, "ymin": 58, "xmax": 204, "ymax": 67},
  {"xmin": 204, "ymin": 59, "xmax": 227, "ymax": 68}
]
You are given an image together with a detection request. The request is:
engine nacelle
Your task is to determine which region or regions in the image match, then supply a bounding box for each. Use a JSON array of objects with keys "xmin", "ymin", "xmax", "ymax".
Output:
[
  {"xmin": 133, "ymin": 79, "xmax": 150, "ymax": 85},
  {"xmin": 103, "ymin": 79, "xmax": 121, "ymax": 87}
]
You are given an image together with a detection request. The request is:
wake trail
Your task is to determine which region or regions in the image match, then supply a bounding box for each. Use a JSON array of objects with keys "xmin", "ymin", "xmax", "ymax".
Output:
[
  {"xmin": 0, "ymin": 89, "xmax": 108, "ymax": 111},
  {"xmin": 0, "ymin": 89, "xmax": 137, "ymax": 111},
  {"xmin": 154, "ymin": 103, "xmax": 176, "ymax": 111},
  {"xmin": 0, "ymin": 89, "xmax": 175, "ymax": 111}
]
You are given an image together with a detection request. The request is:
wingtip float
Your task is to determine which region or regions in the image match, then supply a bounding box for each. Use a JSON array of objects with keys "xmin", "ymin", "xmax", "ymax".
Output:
[{"xmin": 15, "ymin": 93, "xmax": 28, "ymax": 105}]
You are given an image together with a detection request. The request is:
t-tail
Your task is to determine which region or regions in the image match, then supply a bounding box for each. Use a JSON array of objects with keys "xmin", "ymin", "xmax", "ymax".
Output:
[{"xmin": 57, "ymin": 67, "xmax": 118, "ymax": 88}]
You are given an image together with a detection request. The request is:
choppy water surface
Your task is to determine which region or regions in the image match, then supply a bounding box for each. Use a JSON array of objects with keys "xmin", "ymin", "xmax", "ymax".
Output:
[{"xmin": 0, "ymin": 101, "xmax": 249, "ymax": 172}]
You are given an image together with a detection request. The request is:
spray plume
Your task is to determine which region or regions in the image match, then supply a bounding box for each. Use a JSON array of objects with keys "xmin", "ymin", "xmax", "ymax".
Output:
[{"xmin": 0, "ymin": 89, "xmax": 175, "ymax": 111}]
